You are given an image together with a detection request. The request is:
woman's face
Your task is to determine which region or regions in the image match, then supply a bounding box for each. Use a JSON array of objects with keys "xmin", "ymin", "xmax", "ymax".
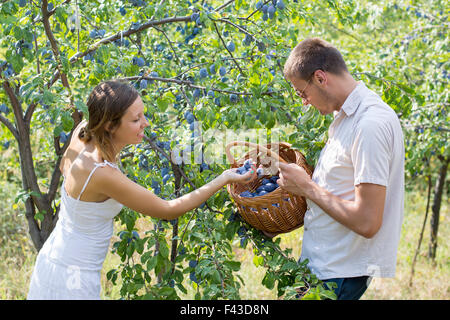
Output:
[{"xmin": 111, "ymin": 96, "xmax": 149, "ymax": 148}]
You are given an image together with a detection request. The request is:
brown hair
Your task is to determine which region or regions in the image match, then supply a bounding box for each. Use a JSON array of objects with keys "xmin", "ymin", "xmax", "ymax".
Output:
[
  {"xmin": 79, "ymin": 80, "xmax": 139, "ymax": 162},
  {"xmin": 283, "ymin": 38, "xmax": 349, "ymax": 81}
]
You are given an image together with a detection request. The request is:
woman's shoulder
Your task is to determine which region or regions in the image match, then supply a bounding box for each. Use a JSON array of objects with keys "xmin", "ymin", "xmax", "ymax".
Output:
[
  {"xmin": 65, "ymin": 154, "xmax": 122, "ymax": 202},
  {"xmin": 87, "ymin": 160, "xmax": 130, "ymax": 199},
  {"xmin": 60, "ymin": 120, "xmax": 89, "ymax": 173}
]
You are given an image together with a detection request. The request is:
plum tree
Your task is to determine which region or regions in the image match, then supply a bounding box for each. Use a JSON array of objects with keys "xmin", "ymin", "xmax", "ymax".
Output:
[{"xmin": 1, "ymin": 0, "xmax": 446, "ymax": 301}]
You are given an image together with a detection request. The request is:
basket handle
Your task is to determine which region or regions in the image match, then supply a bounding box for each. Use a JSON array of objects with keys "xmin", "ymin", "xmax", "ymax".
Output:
[{"xmin": 225, "ymin": 141, "xmax": 288, "ymax": 167}]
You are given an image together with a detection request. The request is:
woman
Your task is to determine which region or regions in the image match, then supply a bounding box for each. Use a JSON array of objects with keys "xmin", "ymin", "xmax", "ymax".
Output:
[{"xmin": 27, "ymin": 80, "xmax": 256, "ymax": 300}]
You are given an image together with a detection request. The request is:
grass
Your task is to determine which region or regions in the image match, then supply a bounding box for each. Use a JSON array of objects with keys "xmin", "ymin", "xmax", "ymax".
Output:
[
  {"xmin": 1, "ymin": 179, "xmax": 448, "ymax": 300},
  {"xmin": 361, "ymin": 191, "xmax": 450, "ymax": 300}
]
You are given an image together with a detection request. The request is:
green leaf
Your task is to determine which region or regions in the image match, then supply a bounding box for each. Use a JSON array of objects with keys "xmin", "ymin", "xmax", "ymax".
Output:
[
  {"xmin": 75, "ymin": 100, "xmax": 88, "ymax": 115},
  {"xmin": 42, "ymin": 89, "xmax": 55, "ymax": 105},
  {"xmin": 61, "ymin": 112, "xmax": 74, "ymax": 132},
  {"xmin": 176, "ymin": 283, "xmax": 188, "ymax": 295},
  {"xmin": 15, "ymin": 190, "xmax": 41, "ymax": 203},
  {"xmin": 160, "ymin": 287, "xmax": 176, "ymax": 296},
  {"xmin": 124, "ymin": 212, "xmax": 136, "ymax": 231},
  {"xmin": 146, "ymin": 256, "xmax": 158, "ymax": 271},
  {"xmin": 156, "ymin": 97, "xmax": 169, "ymax": 112},
  {"xmin": 53, "ymin": 125, "xmax": 63, "ymax": 138},
  {"xmin": 34, "ymin": 211, "xmax": 45, "ymax": 222},
  {"xmin": 5, "ymin": 49, "xmax": 24, "ymax": 73},
  {"xmin": 136, "ymin": 239, "xmax": 144, "ymax": 254},
  {"xmin": 301, "ymin": 291, "xmax": 321, "ymax": 300},
  {"xmin": 396, "ymin": 83, "xmax": 415, "ymax": 95},
  {"xmin": 262, "ymin": 272, "xmax": 275, "ymax": 290},
  {"xmin": 13, "ymin": 26, "xmax": 23, "ymax": 40},
  {"xmin": 223, "ymin": 260, "xmax": 241, "ymax": 271},
  {"xmin": 126, "ymin": 242, "xmax": 135, "ymax": 257},
  {"xmin": 140, "ymin": 251, "xmax": 152, "ymax": 264},
  {"xmin": 158, "ymin": 240, "xmax": 169, "ymax": 259},
  {"xmin": 211, "ymin": 270, "xmax": 221, "ymax": 283},
  {"xmin": 208, "ymin": 11, "xmax": 221, "ymax": 20},
  {"xmin": 252, "ymin": 255, "xmax": 264, "ymax": 267}
]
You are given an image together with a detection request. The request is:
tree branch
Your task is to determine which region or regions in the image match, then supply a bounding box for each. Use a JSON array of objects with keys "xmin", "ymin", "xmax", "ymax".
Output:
[
  {"xmin": 243, "ymin": 1, "xmax": 267, "ymax": 20},
  {"xmin": 24, "ymin": 102, "xmax": 37, "ymax": 125},
  {"xmin": 122, "ymin": 75, "xmax": 254, "ymax": 97},
  {"xmin": 142, "ymin": 134, "xmax": 196, "ymax": 190},
  {"xmin": 46, "ymin": 15, "xmax": 192, "ymax": 89},
  {"xmin": 215, "ymin": 17, "xmax": 254, "ymax": 38},
  {"xmin": 0, "ymin": 113, "xmax": 19, "ymax": 140},
  {"xmin": 212, "ymin": 21, "xmax": 245, "ymax": 76},
  {"xmin": 41, "ymin": 0, "xmax": 73, "ymax": 105},
  {"xmin": 2, "ymin": 79, "xmax": 49, "ymax": 215},
  {"xmin": 409, "ymin": 174, "xmax": 432, "ymax": 286},
  {"xmin": 151, "ymin": 25, "xmax": 182, "ymax": 65},
  {"xmin": 69, "ymin": 16, "xmax": 192, "ymax": 63},
  {"xmin": 47, "ymin": 154, "xmax": 63, "ymax": 202},
  {"xmin": 214, "ymin": 0, "xmax": 235, "ymax": 12},
  {"xmin": 34, "ymin": 0, "xmax": 72, "ymax": 22}
]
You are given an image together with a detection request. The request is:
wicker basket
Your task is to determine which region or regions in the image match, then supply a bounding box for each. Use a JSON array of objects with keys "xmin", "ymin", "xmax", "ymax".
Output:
[{"xmin": 226, "ymin": 141, "xmax": 313, "ymax": 236}]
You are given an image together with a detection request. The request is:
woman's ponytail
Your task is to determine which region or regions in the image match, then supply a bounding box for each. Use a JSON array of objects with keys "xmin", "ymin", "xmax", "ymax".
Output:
[{"xmin": 78, "ymin": 125, "xmax": 93, "ymax": 142}]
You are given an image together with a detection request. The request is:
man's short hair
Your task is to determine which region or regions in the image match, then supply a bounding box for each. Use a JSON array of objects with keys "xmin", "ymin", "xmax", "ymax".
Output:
[{"xmin": 283, "ymin": 38, "xmax": 349, "ymax": 81}]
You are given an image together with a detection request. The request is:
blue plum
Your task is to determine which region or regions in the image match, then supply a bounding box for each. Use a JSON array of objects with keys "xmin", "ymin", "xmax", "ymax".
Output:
[
  {"xmin": 227, "ymin": 41, "xmax": 235, "ymax": 52},
  {"xmin": 240, "ymin": 190, "xmax": 253, "ymax": 198},
  {"xmin": 230, "ymin": 94, "xmax": 238, "ymax": 103},
  {"xmin": 193, "ymin": 88, "xmax": 201, "ymax": 99},
  {"xmin": 276, "ymin": 0, "xmax": 285, "ymax": 10},
  {"xmin": 257, "ymin": 190, "xmax": 268, "ymax": 197},
  {"xmin": 140, "ymin": 79, "xmax": 148, "ymax": 89},
  {"xmin": 263, "ymin": 182, "xmax": 277, "ymax": 192},
  {"xmin": 219, "ymin": 66, "xmax": 227, "ymax": 76},
  {"xmin": 199, "ymin": 68, "xmax": 208, "ymax": 78},
  {"xmin": 189, "ymin": 260, "xmax": 198, "ymax": 268}
]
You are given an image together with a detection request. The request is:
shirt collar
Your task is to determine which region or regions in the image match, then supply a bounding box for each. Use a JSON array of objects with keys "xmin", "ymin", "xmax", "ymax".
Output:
[{"xmin": 334, "ymin": 81, "xmax": 366, "ymax": 118}]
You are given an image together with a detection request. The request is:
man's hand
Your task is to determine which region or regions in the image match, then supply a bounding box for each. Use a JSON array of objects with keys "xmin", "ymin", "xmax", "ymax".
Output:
[{"xmin": 276, "ymin": 162, "xmax": 313, "ymax": 197}]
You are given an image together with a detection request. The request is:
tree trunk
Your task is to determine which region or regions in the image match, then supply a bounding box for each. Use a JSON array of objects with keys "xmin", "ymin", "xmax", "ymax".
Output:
[
  {"xmin": 428, "ymin": 157, "xmax": 449, "ymax": 260},
  {"xmin": 19, "ymin": 148, "xmax": 55, "ymax": 252},
  {"xmin": 409, "ymin": 175, "xmax": 432, "ymax": 286}
]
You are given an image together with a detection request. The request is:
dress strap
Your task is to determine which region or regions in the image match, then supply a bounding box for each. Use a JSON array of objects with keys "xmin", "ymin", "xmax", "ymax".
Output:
[
  {"xmin": 75, "ymin": 160, "xmax": 119, "ymax": 201},
  {"xmin": 101, "ymin": 159, "xmax": 119, "ymax": 170}
]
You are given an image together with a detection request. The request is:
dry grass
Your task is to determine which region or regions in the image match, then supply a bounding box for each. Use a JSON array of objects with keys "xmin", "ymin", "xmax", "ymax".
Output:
[{"xmin": 362, "ymin": 192, "xmax": 449, "ymax": 300}]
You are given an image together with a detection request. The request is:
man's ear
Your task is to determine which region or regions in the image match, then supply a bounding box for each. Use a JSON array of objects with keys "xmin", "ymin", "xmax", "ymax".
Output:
[{"xmin": 314, "ymin": 70, "xmax": 327, "ymax": 85}]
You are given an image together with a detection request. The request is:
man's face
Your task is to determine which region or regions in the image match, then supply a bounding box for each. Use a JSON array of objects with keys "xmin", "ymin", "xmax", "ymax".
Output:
[{"xmin": 290, "ymin": 73, "xmax": 339, "ymax": 115}]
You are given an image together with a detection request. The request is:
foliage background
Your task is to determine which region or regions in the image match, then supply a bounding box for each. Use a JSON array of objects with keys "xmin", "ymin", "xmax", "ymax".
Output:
[{"xmin": 0, "ymin": 0, "xmax": 448, "ymax": 299}]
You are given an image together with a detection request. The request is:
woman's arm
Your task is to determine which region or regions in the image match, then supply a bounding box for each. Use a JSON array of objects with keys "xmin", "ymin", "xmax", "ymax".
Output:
[{"xmin": 95, "ymin": 165, "xmax": 256, "ymax": 220}]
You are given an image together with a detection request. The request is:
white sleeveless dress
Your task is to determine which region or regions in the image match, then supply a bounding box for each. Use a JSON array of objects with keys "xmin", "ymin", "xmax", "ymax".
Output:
[{"xmin": 27, "ymin": 160, "xmax": 123, "ymax": 300}]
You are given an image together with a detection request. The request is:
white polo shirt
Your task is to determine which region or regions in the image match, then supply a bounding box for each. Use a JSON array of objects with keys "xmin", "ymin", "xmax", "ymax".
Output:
[{"xmin": 300, "ymin": 81, "xmax": 405, "ymax": 280}]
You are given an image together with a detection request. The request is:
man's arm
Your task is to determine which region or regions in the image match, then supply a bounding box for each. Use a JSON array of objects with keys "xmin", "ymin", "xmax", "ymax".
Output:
[{"xmin": 277, "ymin": 162, "xmax": 386, "ymax": 238}]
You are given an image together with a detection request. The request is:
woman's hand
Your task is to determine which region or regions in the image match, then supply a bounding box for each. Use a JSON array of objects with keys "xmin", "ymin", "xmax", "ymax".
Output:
[{"xmin": 222, "ymin": 165, "xmax": 258, "ymax": 184}]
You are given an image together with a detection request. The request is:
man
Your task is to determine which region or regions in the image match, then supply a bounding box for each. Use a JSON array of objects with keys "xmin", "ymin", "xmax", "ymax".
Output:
[{"xmin": 277, "ymin": 38, "xmax": 405, "ymax": 300}]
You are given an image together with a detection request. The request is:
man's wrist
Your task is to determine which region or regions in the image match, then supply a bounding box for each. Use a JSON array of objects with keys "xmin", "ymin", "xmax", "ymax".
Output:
[{"xmin": 301, "ymin": 180, "xmax": 317, "ymax": 199}]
